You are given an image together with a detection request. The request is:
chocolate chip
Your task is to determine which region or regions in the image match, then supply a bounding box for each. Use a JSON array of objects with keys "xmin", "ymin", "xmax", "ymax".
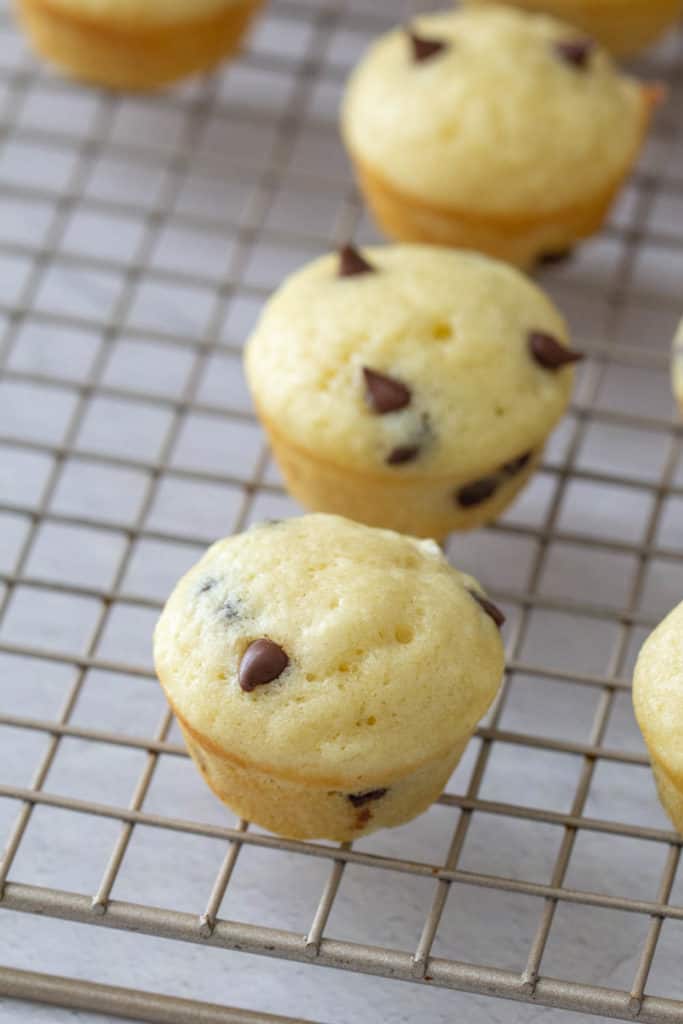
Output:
[
  {"xmin": 538, "ymin": 248, "xmax": 573, "ymax": 267},
  {"xmin": 355, "ymin": 807, "xmax": 372, "ymax": 829},
  {"xmin": 338, "ymin": 244, "xmax": 375, "ymax": 278},
  {"xmin": 501, "ymin": 451, "xmax": 532, "ymax": 477},
  {"xmin": 456, "ymin": 475, "xmax": 499, "ymax": 508},
  {"xmin": 554, "ymin": 38, "xmax": 594, "ymax": 69},
  {"xmin": 348, "ymin": 788, "xmax": 388, "ymax": 808},
  {"xmin": 239, "ymin": 639, "xmax": 289, "ymax": 692},
  {"xmin": 363, "ymin": 367, "xmax": 411, "ymax": 414},
  {"xmin": 386, "ymin": 444, "xmax": 420, "ymax": 466},
  {"xmin": 408, "ymin": 29, "xmax": 449, "ymax": 63},
  {"xmin": 469, "ymin": 589, "xmax": 506, "ymax": 629},
  {"xmin": 529, "ymin": 331, "xmax": 584, "ymax": 370},
  {"xmin": 198, "ymin": 577, "xmax": 217, "ymax": 594}
]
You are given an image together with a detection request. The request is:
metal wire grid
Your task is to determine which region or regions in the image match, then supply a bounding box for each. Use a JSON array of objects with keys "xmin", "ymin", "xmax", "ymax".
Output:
[{"xmin": 0, "ymin": 0, "xmax": 682, "ymax": 1021}]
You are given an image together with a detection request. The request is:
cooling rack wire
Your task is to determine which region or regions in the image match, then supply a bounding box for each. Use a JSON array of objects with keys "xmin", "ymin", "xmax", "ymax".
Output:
[{"xmin": 0, "ymin": 1, "xmax": 682, "ymax": 1022}]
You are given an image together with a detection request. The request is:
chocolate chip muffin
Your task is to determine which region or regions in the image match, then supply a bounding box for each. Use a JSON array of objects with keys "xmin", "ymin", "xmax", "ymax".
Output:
[
  {"xmin": 673, "ymin": 318, "xmax": 683, "ymax": 416},
  {"xmin": 16, "ymin": 0, "xmax": 263, "ymax": 90},
  {"xmin": 633, "ymin": 600, "xmax": 683, "ymax": 835},
  {"xmin": 464, "ymin": 0, "xmax": 683, "ymax": 58},
  {"xmin": 153, "ymin": 514, "xmax": 505, "ymax": 841},
  {"xmin": 341, "ymin": 6, "xmax": 661, "ymax": 268},
  {"xmin": 245, "ymin": 244, "xmax": 580, "ymax": 539}
]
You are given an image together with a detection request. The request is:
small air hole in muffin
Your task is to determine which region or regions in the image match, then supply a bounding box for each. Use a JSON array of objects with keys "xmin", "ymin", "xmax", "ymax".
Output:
[
  {"xmin": 431, "ymin": 320, "xmax": 452, "ymax": 341},
  {"xmin": 395, "ymin": 624, "xmax": 414, "ymax": 644},
  {"xmin": 398, "ymin": 555, "xmax": 419, "ymax": 570}
]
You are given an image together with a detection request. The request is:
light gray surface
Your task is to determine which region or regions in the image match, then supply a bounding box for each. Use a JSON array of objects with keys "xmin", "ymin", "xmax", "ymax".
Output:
[{"xmin": 1, "ymin": 0, "xmax": 683, "ymax": 1022}]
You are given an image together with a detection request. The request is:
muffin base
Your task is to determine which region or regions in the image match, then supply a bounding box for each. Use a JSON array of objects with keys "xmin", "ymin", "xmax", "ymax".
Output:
[
  {"xmin": 465, "ymin": 0, "xmax": 683, "ymax": 58},
  {"xmin": 177, "ymin": 714, "xmax": 469, "ymax": 841},
  {"xmin": 349, "ymin": 87, "xmax": 660, "ymax": 269},
  {"xmin": 262, "ymin": 414, "xmax": 542, "ymax": 538},
  {"xmin": 652, "ymin": 759, "xmax": 683, "ymax": 835},
  {"xmin": 16, "ymin": 0, "xmax": 263, "ymax": 90}
]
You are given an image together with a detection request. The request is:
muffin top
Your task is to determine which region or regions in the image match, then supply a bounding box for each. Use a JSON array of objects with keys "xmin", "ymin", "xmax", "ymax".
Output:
[
  {"xmin": 341, "ymin": 5, "xmax": 646, "ymax": 215},
  {"xmin": 245, "ymin": 244, "xmax": 576, "ymax": 480},
  {"xmin": 40, "ymin": 0, "xmax": 236, "ymax": 23},
  {"xmin": 154, "ymin": 514, "xmax": 505, "ymax": 788},
  {"xmin": 673, "ymin": 318, "xmax": 683, "ymax": 408},
  {"xmin": 634, "ymin": 600, "xmax": 683, "ymax": 785}
]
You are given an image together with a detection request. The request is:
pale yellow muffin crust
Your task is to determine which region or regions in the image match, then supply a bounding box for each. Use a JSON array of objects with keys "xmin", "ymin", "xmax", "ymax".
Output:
[
  {"xmin": 464, "ymin": 0, "xmax": 683, "ymax": 58},
  {"xmin": 342, "ymin": 6, "xmax": 647, "ymax": 218},
  {"xmin": 246, "ymin": 246, "xmax": 571, "ymax": 479},
  {"xmin": 154, "ymin": 515, "xmax": 505, "ymax": 838},
  {"xmin": 155, "ymin": 515, "xmax": 503, "ymax": 785},
  {"xmin": 673, "ymin": 318, "xmax": 683, "ymax": 415},
  {"xmin": 245, "ymin": 245, "xmax": 575, "ymax": 536},
  {"xmin": 634, "ymin": 601, "xmax": 683, "ymax": 788},
  {"xmin": 634, "ymin": 600, "xmax": 683, "ymax": 834}
]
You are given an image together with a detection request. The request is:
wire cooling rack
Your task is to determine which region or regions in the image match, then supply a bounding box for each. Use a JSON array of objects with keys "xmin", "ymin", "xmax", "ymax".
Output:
[{"xmin": 1, "ymin": 1, "xmax": 683, "ymax": 1022}]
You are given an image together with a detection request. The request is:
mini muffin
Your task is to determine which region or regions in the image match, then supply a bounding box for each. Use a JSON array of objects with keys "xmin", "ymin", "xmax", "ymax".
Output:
[
  {"xmin": 154, "ymin": 514, "xmax": 505, "ymax": 841},
  {"xmin": 245, "ymin": 244, "xmax": 581, "ymax": 539},
  {"xmin": 15, "ymin": 0, "xmax": 264, "ymax": 90},
  {"xmin": 673, "ymin": 318, "xmax": 683, "ymax": 415},
  {"xmin": 464, "ymin": 0, "xmax": 683, "ymax": 58},
  {"xmin": 341, "ymin": 6, "xmax": 661, "ymax": 268},
  {"xmin": 633, "ymin": 600, "xmax": 683, "ymax": 835}
]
